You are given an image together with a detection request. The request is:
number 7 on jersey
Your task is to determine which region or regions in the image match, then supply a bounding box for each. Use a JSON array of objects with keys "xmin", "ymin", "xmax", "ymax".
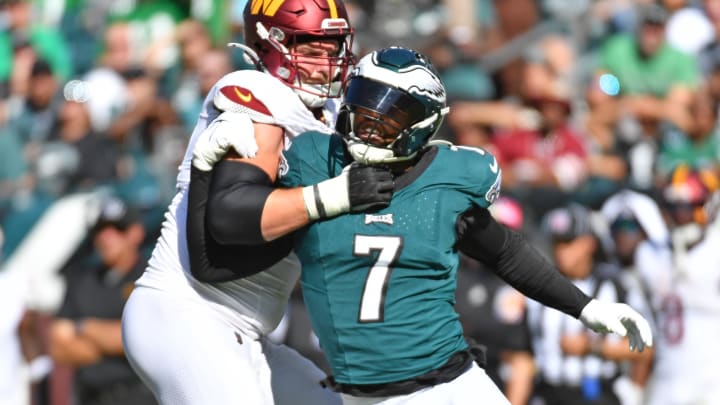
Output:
[{"xmin": 354, "ymin": 235, "xmax": 403, "ymax": 323}]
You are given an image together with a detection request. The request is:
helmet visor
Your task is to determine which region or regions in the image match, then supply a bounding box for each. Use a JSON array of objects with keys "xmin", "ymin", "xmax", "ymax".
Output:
[{"xmin": 343, "ymin": 77, "xmax": 426, "ymax": 128}]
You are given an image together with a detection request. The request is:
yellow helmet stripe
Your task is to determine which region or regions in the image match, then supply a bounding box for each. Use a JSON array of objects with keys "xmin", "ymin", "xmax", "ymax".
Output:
[{"xmin": 327, "ymin": 0, "xmax": 339, "ymax": 19}]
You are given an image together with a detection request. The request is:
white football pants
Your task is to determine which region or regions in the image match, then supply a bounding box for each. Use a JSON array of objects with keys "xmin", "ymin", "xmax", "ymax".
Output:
[
  {"xmin": 122, "ymin": 285, "xmax": 341, "ymax": 405},
  {"xmin": 340, "ymin": 363, "xmax": 510, "ymax": 405}
]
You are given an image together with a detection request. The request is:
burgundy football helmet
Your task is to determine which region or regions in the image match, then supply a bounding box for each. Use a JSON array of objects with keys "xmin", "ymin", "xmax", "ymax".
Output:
[
  {"xmin": 243, "ymin": 0, "xmax": 355, "ymax": 108},
  {"xmin": 663, "ymin": 164, "xmax": 720, "ymax": 226}
]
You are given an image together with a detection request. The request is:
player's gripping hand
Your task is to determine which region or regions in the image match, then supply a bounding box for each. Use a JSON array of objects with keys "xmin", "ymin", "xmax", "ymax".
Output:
[
  {"xmin": 192, "ymin": 111, "xmax": 258, "ymax": 171},
  {"xmin": 303, "ymin": 163, "xmax": 394, "ymax": 220},
  {"xmin": 579, "ymin": 299, "xmax": 653, "ymax": 352}
]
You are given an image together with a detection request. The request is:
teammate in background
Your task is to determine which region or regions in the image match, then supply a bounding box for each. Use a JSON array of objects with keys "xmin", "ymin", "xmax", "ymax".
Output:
[
  {"xmin": 193, "ymin": 47, "xmax": 652, "ymax": 404},
  {"xmin": 636, "ymin": 164, "xmax": 720, "ymax": 405},
  {"xmin": 121, "ymin": 1, "xmax": 392, "ymax": 404}
]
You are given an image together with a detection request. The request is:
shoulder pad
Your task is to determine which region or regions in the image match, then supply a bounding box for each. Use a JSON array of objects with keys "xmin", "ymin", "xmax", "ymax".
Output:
[
  {"xmin": 208, "ymin": 70, "xmax": 327, "ymax": 137},
  {"xmin": 438, "ymin": 144, "xmax": 502, "ymax": 207},
  {"xmin": 213, "ymin": 84, "xmax": 275, "ymax": 124}
]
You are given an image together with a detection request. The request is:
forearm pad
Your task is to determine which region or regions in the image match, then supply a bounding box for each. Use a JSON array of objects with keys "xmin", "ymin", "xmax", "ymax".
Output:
[
  {"xmin": 187, "ymin": 165, "xmax": 292, "ymax": 283},
  {"xmin": 455, "ymin": 206, "xmax": 591, "ymax": 318}
]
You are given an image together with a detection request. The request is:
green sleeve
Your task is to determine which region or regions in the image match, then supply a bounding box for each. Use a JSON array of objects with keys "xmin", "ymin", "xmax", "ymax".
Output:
[
  {"xmin": 279, "ymin": 131, "xmax": 341, "ymax": 188},
  {"xmin": 279, "ymin": 147, "xmax": 304, "ymax": 189},
  {"xmin": 451, "ymin": 146, "xmax": 503, "ymax": 208},
  {"xmin": 278, "ymin": 132, "xmax": 319, "ymax": 188}
]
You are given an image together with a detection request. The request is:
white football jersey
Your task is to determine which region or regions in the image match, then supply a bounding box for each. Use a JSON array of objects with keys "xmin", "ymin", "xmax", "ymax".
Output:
[
  {"xmin": 136, "ymin": 70, "xmax": 337, "ymax": 339},
  {"xmin": 637, "ymin": 226, "xmax": 720, "ymax": 404}
]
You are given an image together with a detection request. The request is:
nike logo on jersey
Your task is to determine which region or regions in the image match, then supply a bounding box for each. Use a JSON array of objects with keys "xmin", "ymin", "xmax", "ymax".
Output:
[
  {"xmin": 365, "ymin": 213, "xmax": 394, "ymax": 225},
  {"xmin": 215, "ymin": 85, "xmax": 272, "ymax": 117},
  {"xmin": 489, "ymin": 157, "xmax": 498, "ymax": 174},
  {"xmin": 234, "ymin": 87, "xmax": 252, "ymax": 102}
]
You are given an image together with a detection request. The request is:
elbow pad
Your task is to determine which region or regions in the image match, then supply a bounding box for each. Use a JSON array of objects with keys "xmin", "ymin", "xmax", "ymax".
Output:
[
  {"xmin": 207, "ymin": 160, "xmax": 274, "ymax": 245},
  {"xmin": 187, "ymin": 164, "xmax": 292, "ymax": 283},
  {"xmin": 455, "ymin": 205, "xmax": 507, "ymax": 265}
]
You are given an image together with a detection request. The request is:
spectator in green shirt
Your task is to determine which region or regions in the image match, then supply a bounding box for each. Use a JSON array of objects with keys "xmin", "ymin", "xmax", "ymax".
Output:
[
  {"xmin": 599, "ymin": 5, "xmax": 699, "ymax": 98},
  {"xmin": 586, "ymin": 3, "xmax": 699, "ymax": 153},
  {"xmin": 0, "ymin": 0, "xmax": 73, "ymax": 85}
]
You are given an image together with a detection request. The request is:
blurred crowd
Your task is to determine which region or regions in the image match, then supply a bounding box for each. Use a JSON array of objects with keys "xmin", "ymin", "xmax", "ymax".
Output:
[{"xmin": 1, "ymin": 0, "xmax": 720, "ymax": 404}]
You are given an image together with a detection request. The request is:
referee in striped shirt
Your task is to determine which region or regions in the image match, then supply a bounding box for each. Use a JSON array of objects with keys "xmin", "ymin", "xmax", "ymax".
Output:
[{"xmin": 526, "ymin": 204, "xmax": 653, "ymax": 405}]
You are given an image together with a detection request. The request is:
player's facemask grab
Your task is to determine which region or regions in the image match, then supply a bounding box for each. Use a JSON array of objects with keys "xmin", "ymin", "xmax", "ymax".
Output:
[
  {"xmin": 240, "ymin": 0, "xmax": 355, "ymax": 109},
  {"xmin": 336, "ymin": 47, "xmax": 450, "ymax": 165}
]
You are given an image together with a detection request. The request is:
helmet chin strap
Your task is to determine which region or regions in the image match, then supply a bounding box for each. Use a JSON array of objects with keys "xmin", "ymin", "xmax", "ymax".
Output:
[
  {"xmin": 295, "ymin": 85, "xmax": 328, "ymax": 108},
  {"xmin": 295, "ymin": 80, "xmax": 344, "ymax": 109},
  {"xmin": 344, "ymin": 106, "xmax": 449, "ymax": 164}
]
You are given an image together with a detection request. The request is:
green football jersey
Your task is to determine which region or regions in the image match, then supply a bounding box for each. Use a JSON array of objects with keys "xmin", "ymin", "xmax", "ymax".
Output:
[{"xmin": 279, "ymin": 132, "xmax": 502, "ymax": 385}]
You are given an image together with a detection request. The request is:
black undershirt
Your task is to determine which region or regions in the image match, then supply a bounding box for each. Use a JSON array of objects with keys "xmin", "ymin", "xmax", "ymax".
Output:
[{"xmin": 455, "ymin": 206, "xmax": 590, "ymax": 318}]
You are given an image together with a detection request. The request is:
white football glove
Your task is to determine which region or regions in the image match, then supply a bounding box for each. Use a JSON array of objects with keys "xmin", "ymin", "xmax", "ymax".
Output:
[
  {"xmin": 192, "ymin": 111, "xmax": 258, "ymax": 172},
  {"xmin": 302, "ymin": 163, "xmax": 394, "ymax": 220},
  {"xmin": 579, "ymin": 299, "xmax": 653, "ymax": 352}
]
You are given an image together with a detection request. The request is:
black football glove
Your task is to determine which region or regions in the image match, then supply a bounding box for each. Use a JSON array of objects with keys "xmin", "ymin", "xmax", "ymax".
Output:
[{"xmin": 302, "ymin": 162, "xmax": 394, "ymax": 220}]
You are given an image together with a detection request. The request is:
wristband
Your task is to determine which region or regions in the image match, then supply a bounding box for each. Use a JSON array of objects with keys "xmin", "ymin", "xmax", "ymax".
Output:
[
  {"xmin": 301, "ymin": 172, "xmax": 350, "ymax": 221},
  {"xmin": 302, "ymin": 185, "xmax": 323, "ymax": 220}
]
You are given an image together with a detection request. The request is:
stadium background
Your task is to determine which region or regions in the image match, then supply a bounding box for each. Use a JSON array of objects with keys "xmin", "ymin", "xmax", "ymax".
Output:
[{"xmin": 1, "ymin": 0, "xmax": 718, "ymax": 404}]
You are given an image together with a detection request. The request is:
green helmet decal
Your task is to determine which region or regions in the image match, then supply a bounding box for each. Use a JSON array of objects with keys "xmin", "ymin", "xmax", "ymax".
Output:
[{"xmin": 369, "ymin": 47, "xmax": 447, "ymax": 107}]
